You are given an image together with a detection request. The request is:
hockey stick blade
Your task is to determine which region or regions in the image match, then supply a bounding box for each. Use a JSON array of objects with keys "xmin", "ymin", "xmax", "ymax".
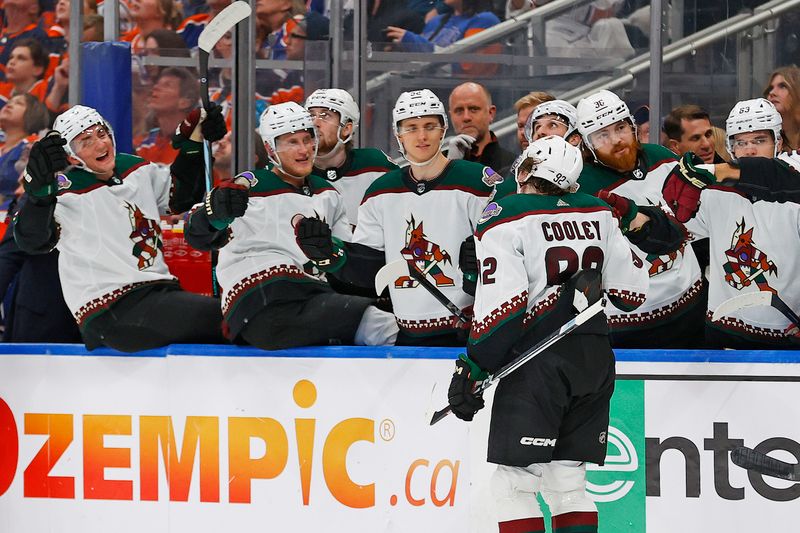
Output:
[
  {"xmin": 198, "ymin": 1, "xmax": 252, "ymax": 53},
  {"xmin": 731, "ymin": 446, "xmax": 800, "ymax": 481},
  {"xmin": 430, "ymin": 298, "xmax": 606, "ymax": 425},
  {"xmin": 711, "ymin": 292, "xmax": 772, "ymax": 322},
  {"xmin": 712, "ymin": 291, "xmax": 800, "ymax": 332},
  {"xmin": 374, "ymin": 259, "xmax": 407, "ymax": 295}
]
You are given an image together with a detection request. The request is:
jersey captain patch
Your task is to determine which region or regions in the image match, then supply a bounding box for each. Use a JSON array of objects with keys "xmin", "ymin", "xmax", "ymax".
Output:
[
  {"xmin": 124, "ymin": 201, "xmax": 163, "ymax": 270},
  {"xmin": 723, "ymin": 218, "xmax": 778, "ymax": 293},
  {"xmin": 395, "ymin": 215, "xmax": 454, "ymax": 289}
]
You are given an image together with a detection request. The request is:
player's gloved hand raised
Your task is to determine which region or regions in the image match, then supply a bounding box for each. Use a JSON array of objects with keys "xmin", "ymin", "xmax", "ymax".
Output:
[
  {"xmin": 459, "ymin": 235, "xmax": 478, "ymax": 283},
  {"xmin": 597, "ymin": 189, "xmax": 639, "ymax": 233},
  {"xmin": 446, "ymin": 133, "xmax": 476, "ymax": 160},
  {"xmin": 178, "ymin": 103, "xmax": 227, "ymax": 143},
  {"xmin": 295, "ymin": 217, "xmax": 334, "ymax": 263},
  {"xmin": 205, "ymin": 180, "xmax": 249, "ymax": 227},
  {"xmin": 662, "ymin": 152, "xmax": 716, "ymax": 222},
  {"xmin": 23, "ymin": 131, "xmax": 69, "ymax": 198},
  {"xmin": 447, "ymin": 353, "xmax": 487, "ymax": 422}
]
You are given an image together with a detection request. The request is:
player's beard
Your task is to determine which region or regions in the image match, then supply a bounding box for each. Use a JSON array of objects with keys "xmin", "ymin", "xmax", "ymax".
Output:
[{"xmin": 596, "ymin": 138, "xmax": 640, "ymax": 172}]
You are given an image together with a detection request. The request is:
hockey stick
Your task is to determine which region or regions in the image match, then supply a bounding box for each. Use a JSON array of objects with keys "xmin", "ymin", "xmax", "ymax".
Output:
[
  {"xmin": 429, "ymin": 297, "xmax": 606, "ymax": 425},
  {"xmin": 197, "ymin": 1, "xmax": 252, "ymax": 297},
  {"xmin": 374, "ymin": 259, "xmax": 469, "ymax": 324},
  {"xmin": 712, "ymin": 291, "xmax": 800, "ymax": 333},
  {"xmin": 730, "ymin": 446, "xmax": 800, "ymax": 481}
]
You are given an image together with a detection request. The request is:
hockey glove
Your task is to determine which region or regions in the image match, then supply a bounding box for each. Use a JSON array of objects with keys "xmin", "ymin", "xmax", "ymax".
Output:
[
  {"xmin": 295, "ymin": 217, "xmax": 346, "ymax": 270},
  {"xmin": 178, "ymin": 103, "xmax": 228, "ymax": 143},
  {"xmin": 459, "ymin": 235, "xmax": 479, "ymax": 284},
  {"xmin": 23, "ymin": 131, "xmax": 69, "ymax": 199},
  {"xmin": 662, "ymin": 152, "xmax": 716, "ymax": 223},
  {"xmin": 446, "ymin": 134, "xmax": 476, "ymax": 160},
  {"xmin": 205, "ymin": 180, "xmax": 249, "ymax": 230},
  {"xmin": 598, "ymin": 189, "xmax": 639, "ymax": 234},
  {"xmin": 448, "ymin": 353, "xmax": 487, "ymax": 421}
]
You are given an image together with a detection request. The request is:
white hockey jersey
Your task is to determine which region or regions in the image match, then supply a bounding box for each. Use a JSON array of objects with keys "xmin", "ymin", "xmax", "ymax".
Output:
[
  {"xmin": 469, "ymin": 192, "xmax": 648, "ymax": 344},
  {"xmin": 353, "ymin": 159, "xmax": 497, "ymax": 338},
  {"xmin": 216, "ymin": 169, "xmax": 351, "ymax": 320},
  {"xmin": 578, "ymin": 144, "xmax": 703, "ymax": 330},
  {"xmin": 686, "ymin": 185, "xmax": 800, "ymax": 342},
  {"xmin": 52, "ymin": 154, "xmax": 176, "ymax": 325}
]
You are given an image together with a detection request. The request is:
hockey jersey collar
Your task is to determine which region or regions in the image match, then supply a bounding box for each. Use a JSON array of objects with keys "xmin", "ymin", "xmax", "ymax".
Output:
[{"xmin": 401, "ymin": 160, "xmax": 454, "ymax": 195}]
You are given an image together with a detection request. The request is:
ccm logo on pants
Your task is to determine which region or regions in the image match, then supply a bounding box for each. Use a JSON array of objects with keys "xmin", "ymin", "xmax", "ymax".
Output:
[{"xmin": 520, "ymin": 437, "xmax": 557, "ymax": 446}]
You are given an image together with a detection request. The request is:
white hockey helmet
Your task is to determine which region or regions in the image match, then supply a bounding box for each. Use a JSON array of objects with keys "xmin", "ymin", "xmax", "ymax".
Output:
[
  {"xmin": 305, "ymin": 88, "xmax": 360, "ymax": 126},
  {"xmin": 392, "ymin": 89, "xmax": 448, "ymax": 165},
  {"xmin": 525, "ymin": 99, "xmax": 579, "ymax": 143},
  {"xmin": 725, "ymin": 98, "xmax": 783, "ymax": 159},
  {"xmin": 577, "ymin": 89, "xmax": 634, "ymax": 151},
  {"xmin": 516, "ymin": 135, "xmax": 583, "ymax": 193},
  {"xmin": 258, "ymin": 102, "xmax": 317, "ymax": 174},
  {"xmin": 52, "ymin": 105, "xmax": 116, "ymax": 171}
]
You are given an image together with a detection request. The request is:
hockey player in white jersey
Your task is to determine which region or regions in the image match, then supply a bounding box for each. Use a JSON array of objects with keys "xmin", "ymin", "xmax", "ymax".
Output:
[
  {"xmin": 294, "ymin": 89, "xmax": 498, "ymax": 346},
  {"xmin": 576, "ymin": 89, "xmax": 704, "ymax": 348},
  {"xmin": 447, "ymin": 136, "xmax": 648, "ymax": 533},
  {"xmin": 661, "ymin": 98, "xmax": 800, "ymax": 348},
  {"xmin": 14, "ymin": 104, "xmax": 228, "ymax": 351},
  {"xmin": 184, "ymin": 102, "xmax": 397, "ymax": 349},
  {"xmin": 305, "ymin": 88, "xmax": 398, "ymax": 228}
]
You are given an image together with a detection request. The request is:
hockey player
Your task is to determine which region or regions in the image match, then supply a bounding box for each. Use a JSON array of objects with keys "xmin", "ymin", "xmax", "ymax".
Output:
[
  {"xmin": 184, "ymin": 101, "xmax": 398, "ymax": 349},
  {"xmin": 576, "ymin": 89, "xmax": 704, "ymax": 348},
  {"xmin": 305, "ymin": 88, "xmax": 398, "ymax": 228},
  {"xmin": 14, "ymin": 104, "xmax": 228, "ymax": 351},
  {"xmin": 294, "ymin": 89, "xmax": 498, "ymax": 346},
  {"xmin": 448, "ymin": 136, "xmax": 648, "ymax": 533},
  {"xmin": 662, "ymin": 98, "xmax": 800, "ymax": 349}
]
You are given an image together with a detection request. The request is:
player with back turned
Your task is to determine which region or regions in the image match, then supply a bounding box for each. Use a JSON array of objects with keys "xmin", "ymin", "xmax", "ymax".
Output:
[{"xmin": 446, "ymin": 135, "xmax": 648, "ymax": 533}]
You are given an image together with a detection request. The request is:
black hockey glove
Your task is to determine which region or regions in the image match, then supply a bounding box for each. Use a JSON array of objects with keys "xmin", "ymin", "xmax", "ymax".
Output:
[
  {"xmin": 662, "ymin": 152, "xmax": 715, "ymax": 223},
  {"xmin": 23, "ymin": 131, "xmax": 69, "ymax": 198},
  {"xmin": 295, "ymin": 217, "xmax": 334, "ymax": 262},
  {"xmin": 447, "ymin": 353, "xmax": 487, "ymax": 422},
  {"xmin": 201, "ymin": 103, "xmax": 227, "ymax": 143},
  {"xmin": 205, "ymin": 180, "xmax": 249, "ymax": 229},
  {"xmin": 459, "ymin": 235, "xmax": 478, "ymax": 283}
]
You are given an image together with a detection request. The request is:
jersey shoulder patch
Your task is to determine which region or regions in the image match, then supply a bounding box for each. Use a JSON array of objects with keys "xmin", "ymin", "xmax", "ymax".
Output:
[{"xmin": 443, "ymin": 159, "xmax": 497, "ymax": 193}]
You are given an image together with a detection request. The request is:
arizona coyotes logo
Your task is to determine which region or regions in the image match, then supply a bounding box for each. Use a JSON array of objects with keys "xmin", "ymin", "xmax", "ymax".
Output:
[
  {"xmin": 395, "ymin": 215, "xmax": 454, "ymax": 289},
  {"xmin": 124, "ymin": 201, "xmax": 163, "ymax": 270},
  {"xmin": 723, "ymin": 218, "xmax": 777, "ymax": 293},
  {"xmin": 646, "ymin": 241, "xmax": 686, "ymax": 277}
]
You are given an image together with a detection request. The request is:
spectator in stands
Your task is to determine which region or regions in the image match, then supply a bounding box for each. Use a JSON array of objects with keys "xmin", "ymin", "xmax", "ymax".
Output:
[
  {"xmin": 352, "ymin": 0, "xmax": 424, "ymax": 45},
  {"xmin": 663, "ymin": 104, "xmax": 723, "ymax": 164},
  {"xmin": 122, "ymin": 0, "xmax": 183, "ymax": 53},
  {"xmin": 142, "ymin": 28, "xmax": 191, "ymax": 83},
  {"xmin": 0, "ymin": 94, "xmax": 48, "ymax": 207},
  {"xmin": 0, "ymin": 0, "xmax": 49, "ymax": 81},
  {"xmin": 0, "ymin": 39, "xmax": 49, "ymax": 110},
  {"xmin": 177, "ymin": 0, "xmax": 231, "ymax": 49},
  {"xmin": 135, "ymin": 67, "xmax": 199, "ymax": 166},
  {"xmin": 385, "ymin": 0, "xmax": 501, "ymax": 54},
  {"xmin": 763, "ymin": 66, "xmax": 800, "ymax": 152},
  {"xmin": 258, "ymin": 11, "xmax": 329, "ymax": 105},
  {"xmin": 513, "ymin": 91, "xmax": 554, "ymax": 151},
  {"xmin": 446, "ymin": 82, "xmax": 515, "ymax": 176},
  {"xmin": 82, "ymin": 13, "xmax": 103, "ymax": 41},
  {"xmin": 633, "ymin": 104, "xmax": 650, "ymax": 144},
  {"xmin": 255, "ymin": 0, "xmax": 293, "ymax": 58}
]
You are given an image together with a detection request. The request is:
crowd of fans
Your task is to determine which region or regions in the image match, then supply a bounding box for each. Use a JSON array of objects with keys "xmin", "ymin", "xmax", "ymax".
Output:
[{"xmin": 0, "ymin": 0, "xmax": 796, "ymax": 351}]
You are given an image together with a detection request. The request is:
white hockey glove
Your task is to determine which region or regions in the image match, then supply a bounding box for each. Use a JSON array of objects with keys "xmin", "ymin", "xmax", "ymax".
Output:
[{"xmin": 446, "ymin": 134, "xmax": 476, "ymax": 160}]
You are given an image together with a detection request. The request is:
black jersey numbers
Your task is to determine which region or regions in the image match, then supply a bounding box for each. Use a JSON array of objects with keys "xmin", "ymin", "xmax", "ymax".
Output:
[
  {"xmin": 544, "ymin": 245, "xmax": 604, "ymax": 284},
  {"xmin": 480, "ymin": 257, "xmax": 498, "ymax": 285}
]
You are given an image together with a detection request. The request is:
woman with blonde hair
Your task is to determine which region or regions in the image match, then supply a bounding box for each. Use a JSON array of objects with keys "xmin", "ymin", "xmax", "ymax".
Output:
[{"xmin": 763, "ymin": 65, "xmax": 800, "ymax": 151}]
